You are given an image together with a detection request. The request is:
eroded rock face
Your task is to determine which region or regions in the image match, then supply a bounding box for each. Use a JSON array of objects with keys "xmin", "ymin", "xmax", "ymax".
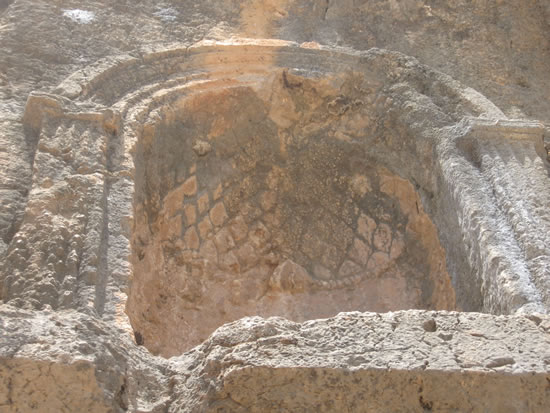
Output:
[
  {"xmin": 0, "ymin": 305, "xmax": 171, "ymax": 412},
  {"xmin": 2, "ymin": 306, "xmax": 550, "ymax": 412},
  {"xmin": 1, "ymin": 1, "xmax": 550, "ymax": 411}
]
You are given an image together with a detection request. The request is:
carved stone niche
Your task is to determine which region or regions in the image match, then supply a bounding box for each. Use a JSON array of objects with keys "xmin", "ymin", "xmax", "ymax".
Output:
[
  {"xmin": 108, "ymin": 42, "xmax": 542, "ymax": 357},
  {"xmin": 13, "ymin": 41, "xmax": 548, "ymax": 359},
  {"xmin": 4, "ymin": 40, "xmax": 550, "ymax": 411},
  {"xmin": 128, "ymin": 80, "xmax": 457, "ymax": 355}
]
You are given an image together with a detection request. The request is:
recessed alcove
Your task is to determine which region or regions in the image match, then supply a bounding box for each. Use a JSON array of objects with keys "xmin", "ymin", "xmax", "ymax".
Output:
[{"xmin": 127, "ymin": 71, "xmax": 459, "ymax": 357}]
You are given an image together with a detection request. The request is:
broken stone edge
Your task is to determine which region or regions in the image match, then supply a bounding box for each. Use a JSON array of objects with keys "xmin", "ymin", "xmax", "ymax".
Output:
[{"xmin": 1, "ymin": 305, "xmax": 550, "ymax": 412}]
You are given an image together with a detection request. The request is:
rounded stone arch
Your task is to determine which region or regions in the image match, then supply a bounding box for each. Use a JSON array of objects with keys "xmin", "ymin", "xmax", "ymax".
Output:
[
  {"xmin": 115, "ymin": 41, "xmax": 489, "ymax": 356},
  {"xmin": 20, "ymin": 39, "xmax": 542, "ymax": 356}
]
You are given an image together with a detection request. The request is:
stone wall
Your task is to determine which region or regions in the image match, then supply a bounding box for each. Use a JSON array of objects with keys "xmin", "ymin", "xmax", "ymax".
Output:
[{"xmin": 1, "ymin": 1, "xmax": 549, "ymax": 411}]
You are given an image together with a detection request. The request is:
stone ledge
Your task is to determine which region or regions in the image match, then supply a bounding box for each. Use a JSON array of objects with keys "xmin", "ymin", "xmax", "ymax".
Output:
[
  {"xmin": 468, "ymin": 117, "xmax": 545, "ymax": 140},
  {"xmin": 2, "ymin": 305, "xmax": 549, "ymax": 412}
]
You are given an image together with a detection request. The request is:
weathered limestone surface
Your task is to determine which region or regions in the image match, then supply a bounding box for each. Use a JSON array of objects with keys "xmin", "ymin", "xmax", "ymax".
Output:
[
  {"xmin": 0, "ymin": 305, "xmax": 171, "ymax": 412},
  {"xmin": 126, "ymin": 45, "xmax": 462, "ymax": 355},
  {"xmin": 2, "ymin": 305, "xmax": 550, "ymax": 412},
  {"xmin": 1, "ymin": 1, "xmax": 550, "ymax": 411},
  {"xmin": 1, "ymin": 0, "xmax": 549, "ymax": 258}
]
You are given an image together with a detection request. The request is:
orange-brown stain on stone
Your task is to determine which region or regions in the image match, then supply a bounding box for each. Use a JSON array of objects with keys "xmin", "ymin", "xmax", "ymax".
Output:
[{"xmin": 379, "ymin": 167, "xmax": 456, "ymax": 310}]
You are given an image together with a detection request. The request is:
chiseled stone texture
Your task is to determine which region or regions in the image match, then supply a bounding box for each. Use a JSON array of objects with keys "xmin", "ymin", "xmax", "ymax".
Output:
[
  {"xmin": 184, "ymin": 311, "xmax": 550, "ymax": 412},
  {"xmin": 0, "ymin": 305, "xmax": 172, "ymax": 413},
  {"xmin": 1, "ymin": 1, "xmax": 550, "ymax": 411},
  {"xmin": 2, "ymin": 305, "xmax": 550, "ymax": 412}
]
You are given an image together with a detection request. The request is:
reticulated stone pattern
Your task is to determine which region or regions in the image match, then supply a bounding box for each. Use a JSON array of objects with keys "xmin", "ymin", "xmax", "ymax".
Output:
[
  {"xmin": 129, "ymin": 74, "xmax": 455, "ymax": 355},
  {"xmin": 2, "ymin": 41, "xmax": 548, "ymax": 359},
  {"xmin": 1, "ymin": 5, "xmax": 550, "ymax": 407},
  {"xmin": 0, "ymin": 37, "xmax": 547, "ymax": 344}
]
